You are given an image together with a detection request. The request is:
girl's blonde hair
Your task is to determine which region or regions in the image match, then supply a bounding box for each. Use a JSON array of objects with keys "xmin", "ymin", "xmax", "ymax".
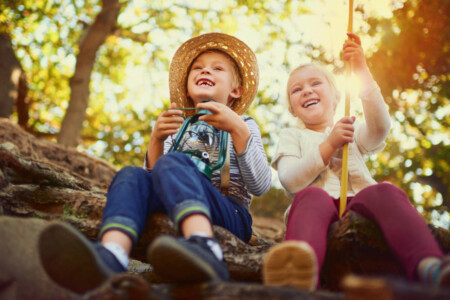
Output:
[{"xmin": 285, "ymin": 63, "xmax": 339, "ymax": 128}]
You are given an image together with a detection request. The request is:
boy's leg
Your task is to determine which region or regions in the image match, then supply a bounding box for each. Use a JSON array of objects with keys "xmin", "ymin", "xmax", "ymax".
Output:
[
  {"xmin": 347, "ymin": 182, "xmax": 444, "ymax": 281},
  {"xmin": 39, "ymin": 166, "xmax": 163, "ymax": 293},
  {"xmin": 39, "ymin": 222, "xmax": 127, "ymax": 294},
  {"xmin": 147, "ymin": 152, "xmax": 251, "ymax": 282},
  {"xmin": 150, "ymin": 152, "xmax": 252, "ymax": 241}
]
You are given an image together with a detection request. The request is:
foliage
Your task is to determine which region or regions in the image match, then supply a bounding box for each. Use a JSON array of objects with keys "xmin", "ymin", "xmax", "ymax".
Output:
[
  {"xmin": 0, "ymin": 0, "xmax": 448, "ymax": 227},
  {"xmin": 363, "ymin": 0, "xmax": 449, "ymax": 225}
]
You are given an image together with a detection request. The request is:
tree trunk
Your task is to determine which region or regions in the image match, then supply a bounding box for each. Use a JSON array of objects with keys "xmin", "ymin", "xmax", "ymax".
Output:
[
  {"xmin": 0, "ymin": 33, "xmax": 27, "ymax": 121},
  {"xmin": 58, "ymin": 0, "xmax": 121, "ymax": 147}
]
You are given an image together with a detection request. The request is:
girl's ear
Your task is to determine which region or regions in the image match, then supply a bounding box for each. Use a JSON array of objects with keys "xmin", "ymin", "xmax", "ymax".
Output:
[
  {"xmin": 288, "ymin": 105, "xmax": 296, "ymax": 116},
  {"xmin": 332, "ymin": 90, "xmax": 341, "ymax": 111}
]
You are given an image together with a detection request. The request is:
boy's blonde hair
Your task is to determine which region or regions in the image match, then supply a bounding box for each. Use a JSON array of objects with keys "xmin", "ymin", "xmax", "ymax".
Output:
[{"xmin": 286, "ymin": 63, "xmax": 339, "ymax": 128}]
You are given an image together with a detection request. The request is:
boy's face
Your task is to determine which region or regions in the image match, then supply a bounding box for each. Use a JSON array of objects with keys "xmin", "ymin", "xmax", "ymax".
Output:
[
  {"xmin": 287, "ymin": 66, "xmax": 339, "ymax": 130},
  {"xmin": 186, "ymin": 51, "xmax": 242, "ymax": 106}
]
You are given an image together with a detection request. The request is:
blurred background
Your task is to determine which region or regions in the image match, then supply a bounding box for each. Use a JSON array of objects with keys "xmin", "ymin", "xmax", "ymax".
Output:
[{"xmin": 0, "ymin": 0, "xmax": 448, "ymax": 228}]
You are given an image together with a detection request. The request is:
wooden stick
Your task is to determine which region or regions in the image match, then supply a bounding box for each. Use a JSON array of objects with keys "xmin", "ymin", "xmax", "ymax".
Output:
[{"xmin": 339, "ymin": 0, "xmax": 354, "ymax": 217}]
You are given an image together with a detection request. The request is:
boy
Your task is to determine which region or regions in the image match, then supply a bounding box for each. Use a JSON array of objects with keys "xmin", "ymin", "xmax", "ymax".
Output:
[{"xmin": 39, "ymin": 32, "xmax": 272, "ymax": 294}]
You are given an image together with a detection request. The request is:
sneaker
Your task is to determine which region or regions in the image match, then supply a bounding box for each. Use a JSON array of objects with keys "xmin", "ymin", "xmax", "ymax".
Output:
[
  {"xmin": 146, "ymin": 235, "xmax": 229, "ymax": 283},
  {"xmin": 263, "ymin": 241, "xmax": 318, "ymax": 292},
  {"xmin": 38, "ymin": 222, "xmax": 126, "ymax": 294}
]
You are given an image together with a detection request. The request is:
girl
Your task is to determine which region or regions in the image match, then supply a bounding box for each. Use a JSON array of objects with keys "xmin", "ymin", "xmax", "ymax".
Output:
[{"xmin": 264, "ymin": 32, "xmax": 449, "ymax": 291}]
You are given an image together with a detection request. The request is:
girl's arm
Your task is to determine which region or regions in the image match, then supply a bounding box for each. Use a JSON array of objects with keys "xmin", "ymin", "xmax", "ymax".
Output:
[
  {"xmin": 274, "ymin": 129, "xmax": 327, "ymax": 194},
  {"xmin": 343, "ymin": 33, "xmax": 391, "ymax": 150}
]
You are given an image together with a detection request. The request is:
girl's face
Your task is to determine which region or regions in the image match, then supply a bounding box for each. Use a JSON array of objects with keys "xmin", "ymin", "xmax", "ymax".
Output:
[
  {"xmin": 186, "ymin": 51, "xmax": 242, "ymax": 106},
  {"xmin": 287, "ymin": 66, "xmax": 339, "ymax": 131}
]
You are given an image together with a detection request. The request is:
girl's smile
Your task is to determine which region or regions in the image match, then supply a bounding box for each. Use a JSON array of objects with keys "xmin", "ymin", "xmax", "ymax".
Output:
[{"xmin": 287, "ymin": 65, "xmax": 339, "ymax": 132}]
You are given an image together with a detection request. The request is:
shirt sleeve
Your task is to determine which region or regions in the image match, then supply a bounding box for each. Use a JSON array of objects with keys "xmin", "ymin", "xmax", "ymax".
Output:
[{"xmin": 235, "ymin": 116, "xmax": 272, "ymax": 196}]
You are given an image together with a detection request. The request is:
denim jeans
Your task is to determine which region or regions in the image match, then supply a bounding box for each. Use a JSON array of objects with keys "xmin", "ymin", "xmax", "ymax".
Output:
[{"xmin": 100, "ymin": 152, "xmax": 253, "ymax": 245}]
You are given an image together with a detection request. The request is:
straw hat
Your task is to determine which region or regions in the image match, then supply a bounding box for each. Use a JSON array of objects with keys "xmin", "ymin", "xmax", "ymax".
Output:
[{"xmin": 169, "ymin": 32, "xmax": 259, "ymax": 115}]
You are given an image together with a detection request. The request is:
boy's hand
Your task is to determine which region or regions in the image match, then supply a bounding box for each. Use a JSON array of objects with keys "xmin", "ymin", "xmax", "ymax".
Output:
[
  {"xmin": 196, "ymin": 101, "xmax": 243, "ymax": 134},
  {"xmin": 196, "ymin": 101, "xmax": 250, "ymax": 154},
  {"xmin": 343, "ymin": 33, "xmax": 373, "ymax": 84},
  {"xmin": 325, "ymin": 116, "xmax": 356, "ymax": 150},
  {"xmin": 151, "ymin": 103, "xmax": 184, "ymax": 142}
]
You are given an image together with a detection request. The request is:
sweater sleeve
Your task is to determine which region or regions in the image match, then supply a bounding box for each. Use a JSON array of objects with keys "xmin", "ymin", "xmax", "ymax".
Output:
[
  {"xmin": 235, "ymin": 117, "xmax": 272, "ymax": 196},
  {"xmin": 356, "ymin": 81, "xmax": 391, "ymax": 153},
  {"xmin": 272, "ymin": 128, "xmax": 327, "ymax": 194}
]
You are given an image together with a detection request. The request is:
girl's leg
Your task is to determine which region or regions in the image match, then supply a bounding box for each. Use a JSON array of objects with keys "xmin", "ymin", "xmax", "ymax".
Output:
[
  {"xmin": 285, "ymin": 186, "xmax": 339, "ymax": 269},
  {"xmin": 263, "ymin": 187, "xmax": 339, "ymax": 291},
  {"xmin": 347, "ymin": 182, "xmax": 444, "ymax": 281}
]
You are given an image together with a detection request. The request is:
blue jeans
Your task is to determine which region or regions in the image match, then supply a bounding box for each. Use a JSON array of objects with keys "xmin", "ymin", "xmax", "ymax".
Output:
[{"xmin": 100, "ymin": 152, "xmax": 253, "ymax": 245}]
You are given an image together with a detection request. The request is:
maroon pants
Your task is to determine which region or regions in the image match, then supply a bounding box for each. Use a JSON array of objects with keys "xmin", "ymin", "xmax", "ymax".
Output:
[{"xmin": 285, "ymin": 183, "xmax": 444, "ymax": 280}]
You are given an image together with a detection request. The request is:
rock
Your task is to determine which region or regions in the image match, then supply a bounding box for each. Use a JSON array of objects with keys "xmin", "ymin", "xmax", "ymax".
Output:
[
  {"xmin": 1, "ymin": 118, "xmax": 450, "ymax": 299},
  {"xmin": 0, "ymin": 216, "xmax": 77, "ymax": 300}
]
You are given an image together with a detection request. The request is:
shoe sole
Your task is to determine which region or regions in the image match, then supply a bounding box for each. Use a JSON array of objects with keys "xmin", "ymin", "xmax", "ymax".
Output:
[
  {"xmin": 147, "ymin": 235, "xmax": 220, "ymax": 283},
  {"xmin": 38, "ymin": 222, "xmax": 113, "ymax": 294},
  {"xmin": 263, "ymin": 241, "xmax": 318, "ymax": 291}
]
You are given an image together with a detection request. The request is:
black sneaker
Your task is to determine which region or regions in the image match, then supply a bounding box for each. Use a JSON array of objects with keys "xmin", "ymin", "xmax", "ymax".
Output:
[
  {"xmin": 147, "ymin": 235, "xmax": 229, "ymax": 283},
  {"xmin": 38, "ymin": 221, "xmax": 127, "ymax": 294}
]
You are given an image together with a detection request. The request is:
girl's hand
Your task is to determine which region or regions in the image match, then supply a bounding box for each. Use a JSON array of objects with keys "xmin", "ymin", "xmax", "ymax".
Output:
[
  {"xmin": 343, "ymin": 33, "xmax": 373, "ymax": 84},
  {"xmin": 151, "ymin": 102, "xmax": 184, "ymax": 142},
  {"xmin": 325, "ymin": 116, "xmax": 356, "ymax": 150}
]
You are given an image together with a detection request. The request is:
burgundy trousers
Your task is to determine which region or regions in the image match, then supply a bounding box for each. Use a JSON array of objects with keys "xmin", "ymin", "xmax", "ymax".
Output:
[{"xmin": 285, "ymin": 182, "xmax": 444, "ymax": 280}]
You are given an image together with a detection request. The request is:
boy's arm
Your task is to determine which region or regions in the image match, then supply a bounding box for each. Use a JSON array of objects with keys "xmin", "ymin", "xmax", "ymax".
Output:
[
  {"xmin": 197, "ymin": 101, "xmax": 250, "ymax": 153},
  {"xmin": 145, "ymin": 103, "xmax": 184, "ymax": 169},
  {"xmin": 196, "ymin": 102, "xmax": 271, "ymax": 195},
  {"xmin": 234, "ymin": 117, "xmax": 272, "ymax": 196},
  {"xmin": 146, "ymin": 136, "xmax": 165, "ymax": 169}
]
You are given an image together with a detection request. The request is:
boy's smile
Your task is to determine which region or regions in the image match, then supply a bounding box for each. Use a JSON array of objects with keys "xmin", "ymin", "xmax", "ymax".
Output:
[
  {"xmin": 187, "ymin": 51, "xmax": 241, "ymax": 106},
  {"xmin": 196, "ymin": 78, "xmax": 214, "ymax": 87}
]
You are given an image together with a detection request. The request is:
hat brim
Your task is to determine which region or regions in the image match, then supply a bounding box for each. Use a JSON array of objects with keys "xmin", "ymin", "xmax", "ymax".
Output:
[{"xmin": 169, "ymin": 32, "xmax": 259, "ymax": 115}]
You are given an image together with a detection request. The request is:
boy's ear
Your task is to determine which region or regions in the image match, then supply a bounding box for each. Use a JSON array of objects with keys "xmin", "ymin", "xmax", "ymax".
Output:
[{"xmin": 229, "ymin": 86, "xmax": 243, "ymax": 100}]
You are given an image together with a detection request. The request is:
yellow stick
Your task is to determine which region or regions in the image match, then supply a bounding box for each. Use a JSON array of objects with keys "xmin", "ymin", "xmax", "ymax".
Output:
[{"xmin": 339, "ymin": 0, "xmax": 354, "ymax": 217}]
